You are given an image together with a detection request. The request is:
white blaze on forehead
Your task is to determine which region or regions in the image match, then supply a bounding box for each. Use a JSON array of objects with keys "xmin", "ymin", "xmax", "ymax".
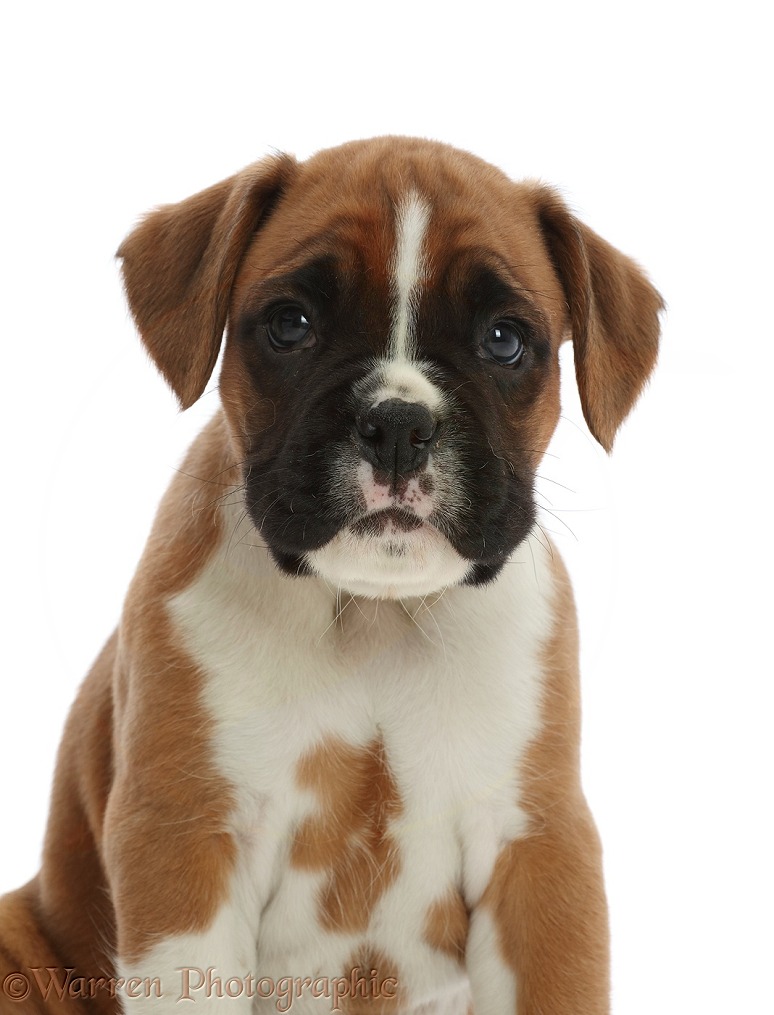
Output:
[
  {"xmin": 391, "ymin": 191, "xmax": 431, "ymax": 361},
  {"xmin": 372, "ymin": 359, "xmax": 445, "ymax": 412}
]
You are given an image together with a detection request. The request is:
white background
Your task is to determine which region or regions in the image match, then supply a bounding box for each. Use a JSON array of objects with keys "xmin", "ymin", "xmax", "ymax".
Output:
[{"xmin": 1, "ymin": 2, "xmax": 772, "ymax": 1013}]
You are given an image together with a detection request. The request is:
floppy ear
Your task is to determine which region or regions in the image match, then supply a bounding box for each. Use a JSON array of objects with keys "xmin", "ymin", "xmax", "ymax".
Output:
[
  {"xmin": 536, "ymin": 189, "xmax": 664, "ymax": 452},
  {"xmin": 117, "ymin": 154, "xmax": 297, "ymax": 409}
]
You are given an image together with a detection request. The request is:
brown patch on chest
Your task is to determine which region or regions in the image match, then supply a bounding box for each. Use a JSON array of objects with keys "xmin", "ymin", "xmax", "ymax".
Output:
[
  {"xmin": 339, "ymin": 945, "xmax": 404, "ymax": 1013},
  {"xmin": 290, "ymin": 736, "xmax": 403, "ymax": 933},
  {"xmin": 423, "ymin": 889, "xmax": 469, "ymax": 964}
]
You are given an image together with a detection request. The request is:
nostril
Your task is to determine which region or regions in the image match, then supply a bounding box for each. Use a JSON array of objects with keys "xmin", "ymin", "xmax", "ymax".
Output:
[
  {"xmin": 409, "ymin": 422, "xmax": 437, "ymax": 447},
  {"xmin": 356, "ymin": 413, "xmax": 378, "ymax": 439}
]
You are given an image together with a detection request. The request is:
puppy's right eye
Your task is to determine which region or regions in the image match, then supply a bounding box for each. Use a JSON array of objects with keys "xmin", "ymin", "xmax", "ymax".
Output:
[{"xmin": 266, "ymin": 305, "xmax": 316, "ymax": 351}]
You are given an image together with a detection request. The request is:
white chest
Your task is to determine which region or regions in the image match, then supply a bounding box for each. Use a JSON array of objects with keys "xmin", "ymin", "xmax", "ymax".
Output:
[{"xmin": 167, "ymin": 528, "xmax": 555, "ymax": 1010}]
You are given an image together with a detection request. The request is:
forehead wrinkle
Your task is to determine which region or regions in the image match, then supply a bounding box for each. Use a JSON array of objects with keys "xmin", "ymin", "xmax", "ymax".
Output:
[
  {"xmin": 435, "ymin": 246, "xmax": 555, "ymax": 322},
  {"xmin": 244, "ymin": 200, "xmax": 394, "ymax": 272},
  {"xmin": 240, "ymin": 239, "xmax": 372, "ymax": 303},
  {"xmin": 239, "ymin": 262, "xmax": 335, "ymax": 309}
]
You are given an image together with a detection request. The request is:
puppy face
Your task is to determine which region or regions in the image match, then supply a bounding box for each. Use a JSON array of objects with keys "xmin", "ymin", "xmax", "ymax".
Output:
[
  {"xmin": 222, "ymin": 158, "xmax": 563, "ymax": 597},
  {"xmin": 119, "ymin": 138, "xmax": 662, "ymax": 598}
]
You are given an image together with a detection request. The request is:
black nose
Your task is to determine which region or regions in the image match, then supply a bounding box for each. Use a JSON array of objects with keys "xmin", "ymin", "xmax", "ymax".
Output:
[{"xmin": 355, "ymin": 399, "xmax": 438, "ymax": 476}]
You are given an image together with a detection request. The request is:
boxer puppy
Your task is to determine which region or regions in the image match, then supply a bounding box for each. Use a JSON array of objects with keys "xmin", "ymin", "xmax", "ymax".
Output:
[{"xmin": 0, "ymin": 137, "xmax": 662, "ymax": 1015}]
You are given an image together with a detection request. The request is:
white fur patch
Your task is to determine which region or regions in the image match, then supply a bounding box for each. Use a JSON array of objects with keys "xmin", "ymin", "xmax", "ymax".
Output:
[
  {"xmin": 350, "ymin": 194, "xmax": 445, "ymax": 437},
  {"xmin": 370, "ymin": 358, "xmax": 447, "ymax": 414},
  {"xmin": 134, "ymin": 505, "xmax": 557, "ymax": 1014},
  {"xmin": 466, "ymin": 908, "xmax": 518, "ymax": 1014},
  {"xmin": 391, "ymin": 191, "xmax": 431, "ymax": 362},
  {"xmin": 305, "ymin": 521, "xmax": 471, "ymax": 600}
]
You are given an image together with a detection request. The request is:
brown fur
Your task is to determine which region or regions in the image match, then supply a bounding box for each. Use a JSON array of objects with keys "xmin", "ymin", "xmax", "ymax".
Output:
[
  {"xmin": 0, "ymin": 138, "xmax": 661, "ymax": 1014},
  {"xmin": 340, "ymin": 945, "xmax": 404, "ymax": 1014},
  {"xmin": 291, "ymin": 737, "xmax": 403, "ymax": 934},
  {"xmin": 104, "ymin": 415, "xmax": 241, "ymax": 964},
  {"xmin": 536, "ymin": 189, "xmax": 663, "ymax": 451},
  {"xmin": 118, "ymin": 156, "xmax": 297, "ymax": 411},
  {"xmin": 423, "ymin": 891, "xmax": 469, "ymax": 965}
]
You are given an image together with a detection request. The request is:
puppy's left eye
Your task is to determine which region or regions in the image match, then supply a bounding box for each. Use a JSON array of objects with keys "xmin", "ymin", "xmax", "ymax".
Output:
[
  {"xmin": 480, "ymin": 320, "xmax": 525, "ymax": 366},
  {"xmin": 266, "ymin": 305, "xmax": 316, "ymax": 351}
]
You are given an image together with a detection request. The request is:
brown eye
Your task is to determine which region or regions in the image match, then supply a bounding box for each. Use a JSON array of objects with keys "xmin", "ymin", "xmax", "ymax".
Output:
[
  {"xmin": 480, "ymin": 320, "xmax": 525, "ymax": 366},
  {"xmin": 266, "ymin": 305, "xmax": 316, "ymax": 351}
]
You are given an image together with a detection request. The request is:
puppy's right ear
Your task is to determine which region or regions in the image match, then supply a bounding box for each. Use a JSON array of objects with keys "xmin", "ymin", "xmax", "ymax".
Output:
[{"xmin": 117, "ymin": 155, "xmax": 297, "ymax": 409}]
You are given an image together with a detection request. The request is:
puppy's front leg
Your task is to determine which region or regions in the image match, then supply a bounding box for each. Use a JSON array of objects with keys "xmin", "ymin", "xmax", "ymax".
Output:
[
  {"xmin": 105, "ymin": 778, "xmax": 257, "ymax": 1011},
  {"xmin": 100, "ymin": 467, "xmax": 264, "ymax": 1013},
  {"xmin": 465, "ymin": 556, "xmax": 610, "ymax": 1014},
  {"xmin": 467, "ymin": 809, "xmax": 609, "ymax": 1015}
]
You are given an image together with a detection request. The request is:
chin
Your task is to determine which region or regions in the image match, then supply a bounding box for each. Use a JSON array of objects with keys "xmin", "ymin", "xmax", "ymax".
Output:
[{"xmin": 304, "ymin": 520, "xmax": 473, "ymax": 599}]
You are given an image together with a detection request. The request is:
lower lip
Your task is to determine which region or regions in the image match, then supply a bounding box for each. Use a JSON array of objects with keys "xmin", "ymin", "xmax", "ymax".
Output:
[{"xmin": 350, "ymin": 509, "xmax": 426, "ymax": 537}]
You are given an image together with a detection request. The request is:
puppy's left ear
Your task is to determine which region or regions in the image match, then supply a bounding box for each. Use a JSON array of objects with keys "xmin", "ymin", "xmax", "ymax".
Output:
[
  {"xmin": 118, "ymin": 155, "xmax": 297, "ymax": 409},
  {"xmin": 536, "ymin": 189, "xmax": 664, "ymax": 451}
]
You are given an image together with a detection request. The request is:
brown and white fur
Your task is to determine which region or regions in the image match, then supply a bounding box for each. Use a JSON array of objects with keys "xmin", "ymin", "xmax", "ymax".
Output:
[{"xmin": 0, "ymin": 137, "xmax": 662, "ymax": 1014}]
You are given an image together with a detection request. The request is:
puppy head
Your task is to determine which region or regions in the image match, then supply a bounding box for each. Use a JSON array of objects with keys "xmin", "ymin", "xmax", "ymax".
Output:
[{"xmin": 119, "ymin": 137, "xmax": 662, "ymax": 598}]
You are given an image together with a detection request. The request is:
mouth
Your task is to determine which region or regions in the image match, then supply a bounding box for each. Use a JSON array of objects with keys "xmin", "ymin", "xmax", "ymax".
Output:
[
  {"xmin": 246, "ymin": 439, "xmax": 534, "ymax": 596},
  {"xmin": 349, "ymin": 507, "xmax": 427, "ymax": 537}
]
